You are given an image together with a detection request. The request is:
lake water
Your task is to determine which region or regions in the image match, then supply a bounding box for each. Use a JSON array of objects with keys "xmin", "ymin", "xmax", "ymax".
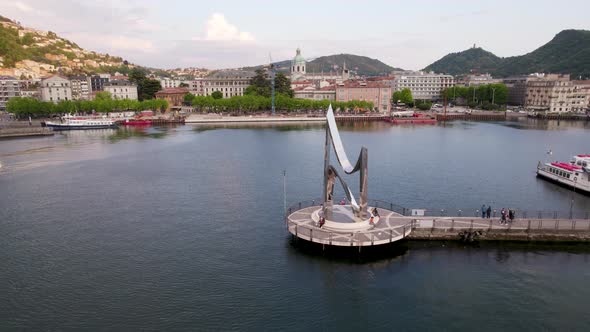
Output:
[{"xmin": 1, "ymin": 119, "xmax": 590, "ymax": 331}]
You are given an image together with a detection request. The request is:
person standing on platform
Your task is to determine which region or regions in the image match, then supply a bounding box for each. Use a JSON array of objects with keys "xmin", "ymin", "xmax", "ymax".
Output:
[
  {"xmin": 481, "ymin": 204, "xmax": 486, "ymax": 218},
  {"xmin": 486, "ymin": 206, "xmax": 492, "ymax": 219}
]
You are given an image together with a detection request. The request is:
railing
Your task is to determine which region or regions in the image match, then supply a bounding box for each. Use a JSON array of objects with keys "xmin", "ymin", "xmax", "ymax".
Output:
[
  {"xmin": 420, "ymin": 208, "xmax": 590, "ymax": 220},
  {"xmin": 285, "ymin": 200, "xmax": 590, "ymax": 220}
]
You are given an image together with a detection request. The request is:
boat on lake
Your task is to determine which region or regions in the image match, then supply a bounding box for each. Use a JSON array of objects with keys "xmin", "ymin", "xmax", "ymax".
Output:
[
  {"xmin": 119, "ymin": 119, "xmax": 152, "ymax": 126},
  {"xmin": 45, "ymin": 118, "xmax": 118, "ymax": 130},
  {"xmin": 536, "ymin": 154, "xmax": 590, "ymax": 194}
]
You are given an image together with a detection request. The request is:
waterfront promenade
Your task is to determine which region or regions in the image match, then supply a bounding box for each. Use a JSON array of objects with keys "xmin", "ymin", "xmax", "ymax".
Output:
[{"xmin": 185, "ymin": 113, "xmax": 388, "ymax": 123}]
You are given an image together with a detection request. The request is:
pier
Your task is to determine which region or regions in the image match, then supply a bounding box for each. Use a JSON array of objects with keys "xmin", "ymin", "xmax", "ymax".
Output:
[
  {"xmin": 287, "ymin": 200, "xmax": 590, "ymax": 245},
  {"xmin": 0, "ymin": 127, "xmax": 54, "ymax": 139}
]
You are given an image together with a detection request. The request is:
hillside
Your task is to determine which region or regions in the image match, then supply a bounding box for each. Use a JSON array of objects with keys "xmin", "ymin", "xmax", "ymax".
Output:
[
  {"xmin": 423, "ymin": 47, "xmax": 502, "ymax": 76},
  {"xmin": 245, "ymin": 53, "xmax": 401, "ymax": 77},
  {"xmin": 423, "ymin": 30, "xmax": 590, "ymax": 78},
  {"xmin": 0, "ymin": 15, "xmax": 130, "ymax": 79}
]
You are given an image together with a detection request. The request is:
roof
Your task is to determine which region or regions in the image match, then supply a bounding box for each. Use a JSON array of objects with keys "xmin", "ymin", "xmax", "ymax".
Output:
[
  {"xmin": 105, "ymin": 80, "xmax": 135, "ymax": 86},
  {"xmin": 337, "ymin": 81, "xmax": 391, "ymax": 89},
  {"xmin": 207, "ymin": 70, "xmax": 255, "ymax": 79},
  {"xmin": 0, "ymin": 75, "xmax": 18, "ymax": 80},
  {"xmin": 42, "ymin": 74, "xmax": 70, "ymax": 81},
  {"xmin": 155, "ymin": 87, "xmax": 189, "ymax": 95}
]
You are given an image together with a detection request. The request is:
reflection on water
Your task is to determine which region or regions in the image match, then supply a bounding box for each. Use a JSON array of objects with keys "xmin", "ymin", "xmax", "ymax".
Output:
[
  {"xmin": 106, "ymin": 126, "xmax": 171, "ymax": 143},
  {"xmin": 501, "ymin": 118, "xmax": 590, "ymax": 131}
]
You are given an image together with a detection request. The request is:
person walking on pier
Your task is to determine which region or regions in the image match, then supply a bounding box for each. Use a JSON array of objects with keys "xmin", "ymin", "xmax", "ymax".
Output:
[
  {"xmin": 500, "ymin": 208, "xmax": 507, "ymax": 224},
  {"xmin": 319, "ymin": 217, "xmax": 325, "ymax": 228},
  {"xmin": 508, "ymin": 209, "xmax": 515, "ymax": 223},
  {"xmin": 486, "ymin": 206, "xmax": 492, "ymax": 219},
  {"xmin": 481, "ymin": 204, "xmax": 486, "ymax": 218}
]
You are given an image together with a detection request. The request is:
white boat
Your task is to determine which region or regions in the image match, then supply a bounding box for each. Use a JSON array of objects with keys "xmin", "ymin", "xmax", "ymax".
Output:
[
  {"xmin": 536, "ymin": 154, "xmax": 590, "ymax": 194},
  {"xmin": 45, "ymin": 118, "xmax": 118, "ymax": 130}
]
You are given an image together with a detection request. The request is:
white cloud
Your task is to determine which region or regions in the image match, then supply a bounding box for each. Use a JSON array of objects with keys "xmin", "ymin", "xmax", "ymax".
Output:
[
  {"xmin": 14, "ymin": 1, "xmax": 33, "ymax": 12},
  {"xmin": 204, "ymin": 13, "xmax": 254, "ymax": 42}
]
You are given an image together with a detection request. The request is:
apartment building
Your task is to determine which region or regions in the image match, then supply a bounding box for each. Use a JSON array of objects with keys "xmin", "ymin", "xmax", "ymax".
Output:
[{"xmin": 393, "ymin": 71, "xmax": 454, "ymax": 101}]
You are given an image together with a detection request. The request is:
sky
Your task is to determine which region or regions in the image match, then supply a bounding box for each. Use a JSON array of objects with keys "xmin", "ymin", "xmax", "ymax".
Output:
[{"xmin": 1, "ymin": 0, "xmax": 589, "ymax": 70}]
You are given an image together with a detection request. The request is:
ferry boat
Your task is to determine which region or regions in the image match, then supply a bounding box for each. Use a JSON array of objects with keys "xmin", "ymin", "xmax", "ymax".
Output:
[
  {"xmin": 45, "ymin": 118, "xmax": 118, "ymax": 130},
  {"xmin": 536, "ymin": 154, "xmax": 590, "ymax": 194}
]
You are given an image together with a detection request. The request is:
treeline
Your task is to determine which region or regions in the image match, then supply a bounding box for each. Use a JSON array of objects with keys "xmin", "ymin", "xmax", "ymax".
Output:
[
  {"xmin": 442, "ymin": 83, "xmax": 508, "ymax": 109},
  {"xmin": 190, "ymin": 93, "xmax": 374, "ymax": 113},
  {"xmin": 6, "ymin": 92, "xmax": 168, "ymax": 118}
]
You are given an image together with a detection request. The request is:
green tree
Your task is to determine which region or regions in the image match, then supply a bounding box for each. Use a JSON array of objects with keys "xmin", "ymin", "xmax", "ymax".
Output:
[
  {"xmin": 392, "ymin": 88, "xmax": 413, "ymax": 105},
  {"xmin": 275, "ymin": 72, "xmax": 294, "ymax": 98},
  {"xmin": 211, "ymin": 91, "xmax": 223, "ymax": 99},
  {"xmin": 245, "ymin": 69, "xmax": 271, "ymax": 97},
  {"xmin": 183, "ymin": 93, "xmax": 195, "ymax": 103},
  {"xmin": 138, "ymin": 79, "xmax": 162, "ymax": 101}
]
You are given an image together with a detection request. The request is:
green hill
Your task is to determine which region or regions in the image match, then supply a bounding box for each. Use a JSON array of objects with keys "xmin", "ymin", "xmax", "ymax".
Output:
[
  {"xmin": 245, "ymin": 53, "xmax": 401, "ymax": 77},
  {"xmin": 423, "ymin": 47, "xmax": 502, "ymax": 76},
  {"xmin": 423, "ymin": 30, "xmax": 590, "ymax": 78}
]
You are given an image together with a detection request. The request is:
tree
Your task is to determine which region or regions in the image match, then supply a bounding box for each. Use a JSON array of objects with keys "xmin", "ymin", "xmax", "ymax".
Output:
[
  {"xmin": 138, "ymin": 79, "xmax": 162, "ymax": 101},
  {"xmin": 392, "ymin": 88, "xmax": 413, "ymax": 105},
  {"xmin": 183, "ymin": 93, "xmax": 195, "ymax": 103},
  {"xmin": 244, "ymin": 69, "xmax": 271, "ymax": 97},
  {"xmin": 94, "ymin": 91, "xmax": 112, "ymax": 101},
  {"xmin": 211, "ymin": 91, "xmax": 223, "ymax": 99},
  {"xmin": 275, "ymin": 72, "xmax": 294, "ymax": 98}
]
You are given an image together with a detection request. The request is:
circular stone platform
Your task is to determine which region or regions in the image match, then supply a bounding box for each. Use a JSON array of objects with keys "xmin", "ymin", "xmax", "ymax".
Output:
[{"xmin": 286, "ymin": 203, "xmax": 414, "ymax": 247}]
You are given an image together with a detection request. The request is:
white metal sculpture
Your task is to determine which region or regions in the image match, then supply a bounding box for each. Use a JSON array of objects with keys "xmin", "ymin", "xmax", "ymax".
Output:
[{"xmin": 323, "ymin": 105, "xmax": 368, "ymax": 219}]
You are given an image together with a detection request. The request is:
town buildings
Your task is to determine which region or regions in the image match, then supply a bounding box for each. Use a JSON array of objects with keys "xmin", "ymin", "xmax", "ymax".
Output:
[
  {"xmin": 0, "ymin": 76, "xmax": 21, "ymax": 111},
  {"xmin": 159, "ymin": 78, "xmax": 182, "ymax": 89},
  {"xmin": 393, "ymin": 71, "xmax": 454, "ymax": 101},
  {"xmin": 89, "ymin": 74, "xmax": 110, "ymax": 92},
  {"xmin": 460, "ymin": 74, "xmax": 502, "ymax": 87},
  {"xmin": 39, "ymin": 75, "xmax": 72, "ymax": 103},
  {"xmin": 70, "ymin": 75, "xmax": 90, "ymax": 100},
  {"xmin": 293, "ymin": 85, "xmax": 336, "ymax": 101},
  {"xmin": 104, "ymin": 80, "xmax": 138, "ymax": 100},
  {"xmin": 155, "ymin": 87, "xmax": 189, "ymax": 112},
  {"xmin": 182, "ymin": 79, "xmax": 205, "ymax": 95},
  {"xmin": 201, "ymin": 70, "xmax": 254, "ymax": 98},
  {"xmin": 524, "ymin": 74, "xmax": 590, "ymax": 113},
  {"xmin": 335, "ymin": 80, "xmax": 392, "ymax": 113}
]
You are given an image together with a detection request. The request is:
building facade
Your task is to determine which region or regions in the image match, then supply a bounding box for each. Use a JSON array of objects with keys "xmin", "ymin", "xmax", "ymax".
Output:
[
  {"xmin": 201, "ymin": 70, "xmax": 254, "ymax": 98},
  {"xmin": 159, "ymin": 78, "xmax": 182, "ymax": 89},
  {"xmin": 104, "ymin": 80, "xmax": 138, "ymax": 100},
  {"xmin": 89, "ymin": 74, "xmax": 110, "ymax": 92},
  {"xmin": 39, "ymin": 75, "xmax": 72, "ymax": 103},
  {"xmin": 183, "ymin": 79, "xmax": 205, "ymax": 95},
  {"xmin": 460, "ymin": 74, "xmax": 502, "ymax": 87},
  {"xmin": 293, "ymin": 86, "xmax": 336, "ymax": 101},
  {"xmin": 335, "ymin": 81, "xmax": 392, "ymax": 113},
  {"xmin": 70, "ymin": 75, "xmax": 90, "ymax": 100},
  {"xmin": 525, "ymin": 74, "xmax": 580, "ymax": 113},
  {"xmin": 0, "ymin": 76, "xmax": 21, "ymax": 111},
  {"xmin": 155, "ymin": 87, "xmax": 189, "ymax": 112},
  {"xmin": 393, "ymin": 72, "xmax": 454, "ymax": 101}
]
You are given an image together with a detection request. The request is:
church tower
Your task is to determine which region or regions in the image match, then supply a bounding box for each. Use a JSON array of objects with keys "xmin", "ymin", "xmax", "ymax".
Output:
[{"xmin": 291, "ymin": 48, "xmax": 306, "ymax": 81}]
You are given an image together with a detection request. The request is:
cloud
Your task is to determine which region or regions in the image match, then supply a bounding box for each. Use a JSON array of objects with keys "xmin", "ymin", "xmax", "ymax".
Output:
[
  {"xmin": 203, "ymin": 13, "xmax": 255, "ymax": 42},
  {"xmin": 14, "ymin": 1, "xmax": 33, "ymax": 12}
]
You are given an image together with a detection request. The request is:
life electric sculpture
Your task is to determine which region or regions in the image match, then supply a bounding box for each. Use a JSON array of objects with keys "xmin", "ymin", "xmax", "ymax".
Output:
[{"xmin": 322, "ymin": 105, "xmax": 368, "ymax": 219}]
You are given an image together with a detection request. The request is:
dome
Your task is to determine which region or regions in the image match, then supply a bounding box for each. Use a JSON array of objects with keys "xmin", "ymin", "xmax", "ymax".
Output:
[{"xmin": 292, "ymin": 48, "xmax": 306, "ymax": 65}]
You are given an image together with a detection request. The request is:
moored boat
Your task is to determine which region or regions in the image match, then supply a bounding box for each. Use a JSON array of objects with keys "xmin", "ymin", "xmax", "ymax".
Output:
[
  {"xmin": 384, "ymin": 112, "xmax": 437, "ymax": 125},
  {"xmin": 119, "ymin": 119, "xmax": 152, "ymax": 126},
  {"xmin": 46, "ymin": 118, "xmax": 118, "ymax": 130},
  {"xmin": 536, "ymin": 154, "xmax": 590, "ymax": 194}
]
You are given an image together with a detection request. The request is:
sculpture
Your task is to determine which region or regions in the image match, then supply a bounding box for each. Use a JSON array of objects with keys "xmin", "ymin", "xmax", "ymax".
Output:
[{"xmin": 322, "ymin": 105, "xmax": 368, "ymax": 219}]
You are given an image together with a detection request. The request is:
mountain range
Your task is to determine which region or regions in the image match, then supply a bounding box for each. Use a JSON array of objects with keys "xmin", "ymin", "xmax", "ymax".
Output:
[{"xmin": 424, "ymin": 30, "xmax": 590, "ymax": 78}]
